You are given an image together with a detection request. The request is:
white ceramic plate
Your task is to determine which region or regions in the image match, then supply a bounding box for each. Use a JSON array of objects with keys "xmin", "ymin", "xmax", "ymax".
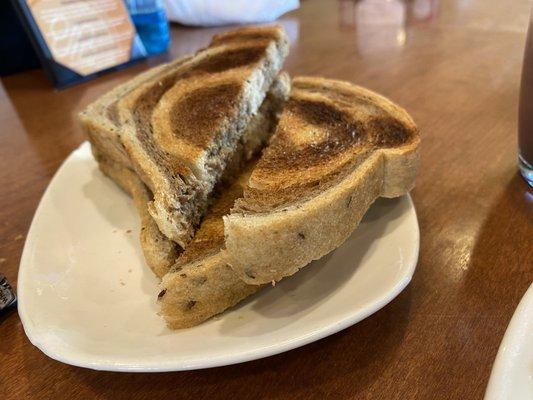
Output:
[
  {"xmin": 18, "ymin": 142, "xmax": 419, "ymax": 372},
  {"xmin": 485, "ymin": 283, "xmax": 533, "ymax": 400}
]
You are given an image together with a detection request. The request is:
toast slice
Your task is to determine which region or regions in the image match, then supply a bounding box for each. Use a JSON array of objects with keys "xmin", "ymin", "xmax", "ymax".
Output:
[
  {"xmin": 158, "ymin": 167, "xmax": 261, "ymax": 329},
  {"xmin": 224, "ymin": 76, "xmax": 420, "ymax": 285},
  {"xmin": 83, "ymin": 73, "xmax": 290, "ymax": 277},
  {"xmin": 117, "ymin": 26, "xmax": 289, "ymax": 247}
]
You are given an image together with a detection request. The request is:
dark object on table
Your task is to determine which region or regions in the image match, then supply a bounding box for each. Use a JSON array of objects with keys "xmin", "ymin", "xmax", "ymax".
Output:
[
  {"xmin": 0, "ymin": 1, "xmax": 40, "ymax": 76},
  {"xmin": 0, "ymin": 274, "xmax": 16, "ymax": 312}
]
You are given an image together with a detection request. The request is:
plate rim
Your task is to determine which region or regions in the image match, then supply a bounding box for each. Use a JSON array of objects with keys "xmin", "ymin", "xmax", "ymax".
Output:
[
  {"xmin": 17, "ymin": 141, "xmax": 420, "ymax": 372},
  {"xmin": 484, "ymin": 282, "xmax": 533, "ymax": 400}
]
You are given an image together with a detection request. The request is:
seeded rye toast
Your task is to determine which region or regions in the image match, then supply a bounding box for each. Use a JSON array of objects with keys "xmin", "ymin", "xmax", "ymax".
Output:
[
  {"xmin": 80, "ymin": 27, "xmax": 419, "ymax": 327},
  {"xmin": 158, "ymin": 77, "xmax": 419, "ymax": 328},
  {"xmin": 224, "ymin": 76, "xmax": 420, "ymax": 285}
]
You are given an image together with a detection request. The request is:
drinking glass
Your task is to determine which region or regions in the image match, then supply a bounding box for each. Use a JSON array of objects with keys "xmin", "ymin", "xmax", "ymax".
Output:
[{"xmin": 519, "ymin": 11, "xmax": 533, "ymax": 186}]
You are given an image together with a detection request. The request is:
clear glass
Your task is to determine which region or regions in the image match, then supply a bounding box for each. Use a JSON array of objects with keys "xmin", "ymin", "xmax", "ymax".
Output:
[{"xmin": 519, "ymin": 12, "xmax": 533, "ymax": 187}]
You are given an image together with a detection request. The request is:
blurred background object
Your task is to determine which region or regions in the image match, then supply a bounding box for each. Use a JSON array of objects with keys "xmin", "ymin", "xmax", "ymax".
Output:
[
  {"xmin": 339, "ymin": 0, "xmax": 406, "ymax": 54},
  {"xmin": 164, "ymin": 0, "xmax": 299, "ymax": 26},
  {"xmin": 126, "ymin": 0, "xmax": 171, "ymax": 55},
  {"xmin": 1, "ymin": 0, "xmax": 298, "ymax": 86},
  {"xmin": 407, "ymin": 0, "xmax": 439, "ymax": 25},
  {"xmin": 0, "ymin": 273, "xmax": 16, "ymax": 313},
  {"xmin": 5, "ymin": 0, "xmax": 147, "ymax": 87},
  {"xmin": 0, "ymin": 1, "xmax": 40, "ymax": 76},
  {"xmin": 519, "ymin": 9, "xmax": 533, "ymax": 187},
  {"xmin": 338, "ymin": 0, "xmax": 439, "ymax": 53},
  {"xmin": 354, "ymin": 0, "xmax": 407, "ymax": 55}
]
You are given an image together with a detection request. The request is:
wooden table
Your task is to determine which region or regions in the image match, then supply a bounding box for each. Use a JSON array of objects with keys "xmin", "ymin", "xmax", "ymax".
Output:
[{"xmin": 1, "ymin": 0, "xmax": 532, "ymax": 398}]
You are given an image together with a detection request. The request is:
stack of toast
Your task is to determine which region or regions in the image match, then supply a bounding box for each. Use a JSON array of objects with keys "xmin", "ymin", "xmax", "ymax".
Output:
[{"xmin": 80, "ymin": 26, "xmax": 420, "ymax": 329}]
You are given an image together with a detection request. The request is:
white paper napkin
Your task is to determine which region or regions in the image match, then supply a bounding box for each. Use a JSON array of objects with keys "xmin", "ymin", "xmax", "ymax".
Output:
[{"xmin": 164, "ymin": 0, "xmax": 300, "ymax": 26}]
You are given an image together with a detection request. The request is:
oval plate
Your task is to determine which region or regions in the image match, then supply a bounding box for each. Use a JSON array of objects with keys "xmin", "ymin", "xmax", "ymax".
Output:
[{"xmin": 18, "ymin": 142, "xmax": 419, "ymax": 372}]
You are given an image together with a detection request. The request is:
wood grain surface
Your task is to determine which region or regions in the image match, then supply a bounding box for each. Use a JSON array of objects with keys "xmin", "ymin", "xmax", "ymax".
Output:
[{"xmin": 1, "ymin": 0, "xmax": 532, "ymax": 399}]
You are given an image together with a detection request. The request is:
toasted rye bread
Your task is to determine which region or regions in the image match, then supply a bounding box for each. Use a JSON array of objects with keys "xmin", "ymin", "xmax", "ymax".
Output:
[
  {"xmin": 158, "ymin": 167, "xmax": 261, "ymax": 329},
  {"xmin": 158, "ymin": 76, "xmax": 419, "ymax": 328},
  {"xmin": 224, "ymin": 76, "xmax": 421, "ymax": 285},
  {"xmin": 156, "ymin": 76, "xmax": 291, "ymax": 327},
  {"xmin": 84, "ymin": 73, "xmax": 290, "ymax": 278},
  {"xmin": 117, "ymin": 26, "xmax": 289, "ymax": 247}
]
